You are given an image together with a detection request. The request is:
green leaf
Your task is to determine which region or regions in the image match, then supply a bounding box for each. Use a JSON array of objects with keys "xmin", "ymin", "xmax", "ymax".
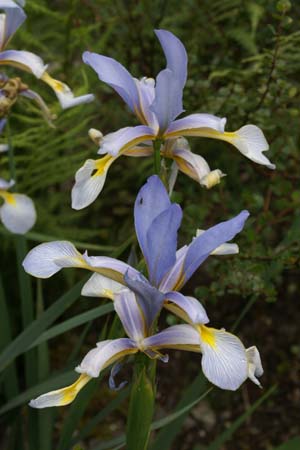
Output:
[
  {"xmin": 92, "ymin": 387, "xmax": 213, "ymax": 450},
  {"xmin": 0, "ymin": 275, "xmax": 19, "ymax": 399},
  {"xmin": 151, "ymin": 373, "xmax": 207, "ymax": 450},
  {"xmin": 273, "ymin": 437, "xmax": 300, "ymax": 450},
  {"xmin": 0, "ymin": 370, "xmax": 75, "ymax": 415},
  {"xmin": 29, "ymin": 303, "xmax": 114, "ymax": 349},
  {"xmin": 57, "ymin": 378, "xmax": 100, "ymax": 450},
  {"xmin": 36, "ymin": 280, "xmax": 53, "ymax": 450},
  {"xmin": 126, "ymin": 362, "xmax": 155, "ymax": 450},
  {"xmin": 206, "ymin": 385, "xmax": 277, "ymax": 450},
  {"xmin": 71, "ymin": 386, "xmax": 130, "ymax": 445},
  {"xmin": 0, "ymin": 277, "xmax": 87, "ymax": 373}
]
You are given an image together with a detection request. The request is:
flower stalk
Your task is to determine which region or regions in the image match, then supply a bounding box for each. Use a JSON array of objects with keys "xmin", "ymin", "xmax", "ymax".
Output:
[
  {"xmin": 153, "ymin": 139, "xmax": 162, "ymax": 175},
  {"xmin": 126, "ymin": 353, "xmax": 156, "ymax": 450}
]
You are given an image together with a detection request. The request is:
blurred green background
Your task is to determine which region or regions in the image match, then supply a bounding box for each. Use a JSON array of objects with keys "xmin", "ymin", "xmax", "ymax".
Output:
[{"xmin": 0, "ymin": 0, "xmax": 299, "ymax": 449}]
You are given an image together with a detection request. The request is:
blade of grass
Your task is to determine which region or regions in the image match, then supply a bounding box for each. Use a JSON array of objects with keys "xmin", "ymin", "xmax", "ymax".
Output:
[
  {"xmin": 0, "ymin": 369, "xmax": 76, "ymax": 414},
  {"xmin": 0, "ymin": 226, "xmax": 132, "ymax": 254},
  {"xmin": 206, "ymin": 384, "xmax": 277, "ymax": 450},
  {"xmin": 67, "ymin": 321, "xmax": 92, "ymax": 363},
  {"xmin": 29, "ymin": 303, "xmax": 114, "ymax": 349},
  {"xmin": 57, "ymin": 308, "xmax": 123, "ymax": 450},
  {"xmin": 36, "ymin": 280, "xmax": 53, "ymax": 450},
  {"xmin": 0, "ymin": 275, "xmax": 19, "ymax": 398},
  {"xmin": 91, "ymin": 387, "xmax": 213, "ymax": 450},
  {"xmin": 0, "ymin": 277, "xmax": 88, "ymax": 372},
  {"xmin": 273, "ymin": 437, "xmax": 300, "ymax": 450},
  {"xmin": 14, "ymin": 236, "xmax": 38, "ymax": 450},
  {"xmin": 71, "ymin": 386, "xmax": 130, "ymax": 445},
  {"xmin": 151, "ymin": 373, "xmax": 207, "ymax": 450},
  {"xmin": 56, "ymin": 378, "xmax": 101, "ymax": 450}
]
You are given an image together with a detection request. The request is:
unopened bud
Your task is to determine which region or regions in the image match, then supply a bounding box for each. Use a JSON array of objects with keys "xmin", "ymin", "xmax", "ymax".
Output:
[
  {"xmin": 200, "ymin": 169, "xmax": 226, "ymax": 189},
  {"xmin": 88, "ymin": 128, "xmax": 103, "ymax": 145}
]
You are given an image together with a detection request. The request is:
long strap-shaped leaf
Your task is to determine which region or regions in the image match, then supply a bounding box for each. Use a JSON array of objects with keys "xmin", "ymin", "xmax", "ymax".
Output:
[
  {"xmin": 0, "ymin": 277, "xmax": 88, "ymax": 372},
  {"xmin": 151, "ymin": 373, "xmax": 207, "ymax": 450},
  {"xmin": 91, "ymin": 387, "xmax": 214, "ymax": 450},
  {"xmin": 206, "ymin": 384, "xmax": 277, "ymax": 450},
  {"xmin": 29, "ymin": 303, "xmax": 114, "ymax": 349},
  {"xmin": 0, "ymin": 370, "xmax": 75, "ymax": 415}
]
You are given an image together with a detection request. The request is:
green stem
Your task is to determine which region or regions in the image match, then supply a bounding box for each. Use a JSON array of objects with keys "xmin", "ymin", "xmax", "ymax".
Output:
[
  {"xmin": 126, "ymin": 353, "xmax": 156, "ymax": 450},
  {"xmin": 153, "ymin": 139, "xmax": 162, "ymax": 175}
]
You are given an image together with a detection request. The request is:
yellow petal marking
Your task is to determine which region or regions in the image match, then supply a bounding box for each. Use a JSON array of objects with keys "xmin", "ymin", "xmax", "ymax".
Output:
[
  {"xmin": 94, "ymin": 154, "xmax": 115, "ymax": 176},
  {"xmin": 60, "ymin": 374, "xmax": 91, "ymax": 406},
  {"xmin": 41, "ymin": 72, "xmax": 66, "ymax": 92},
  {"xmin": 0, "ymin": 190, "xmax": 17, "ymax": 205},
  {"xmin": 165, "ymin": 127, "xmax": 237, "ymax": 144},
  {"xmin": 198, "ymin": 325, "xmax": 216, "ymax": 348}
]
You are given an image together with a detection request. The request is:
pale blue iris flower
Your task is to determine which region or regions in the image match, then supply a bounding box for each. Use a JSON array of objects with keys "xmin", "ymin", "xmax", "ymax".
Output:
[
  {"xmin": 72, "ymin": 29, "xmax": 274, "ymax": 209},
  {"xmin": 24, "ymin": 176, "xmax": 263, "ymax": 407},
  {"xmin": 0, "ymin": 0, "xmax": 94, "ymax": 117}
]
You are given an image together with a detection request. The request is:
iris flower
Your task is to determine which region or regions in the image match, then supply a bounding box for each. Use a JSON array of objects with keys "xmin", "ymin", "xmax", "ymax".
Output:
[
  {"xmin": 0, "ymin": 176, "xmax": 36, "ymax": 233},
  {"xmin": 0, "ymin": 0, "xmax": 94, "ymax": 117},
  {"xmin": 72, "ymin": 29, "xmax": 274, "ymax": 209},
  {"xmin": 24, "ymin": 176, "xmax": 263, "ymax": 404}
]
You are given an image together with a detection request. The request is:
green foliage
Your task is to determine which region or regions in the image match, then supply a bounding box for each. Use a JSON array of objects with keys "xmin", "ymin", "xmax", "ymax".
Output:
[{"xmin": 0, "ymin": 0, "xmax": 299, "ymax": 449}]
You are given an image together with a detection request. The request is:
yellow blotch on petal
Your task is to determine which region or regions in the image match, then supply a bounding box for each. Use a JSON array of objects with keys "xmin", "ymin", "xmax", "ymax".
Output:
[
  {"xmin": 60, "ymin": 374, "xmax": 91, "ymax": 405},
  {"xmin": 198, "ymin": 325, "xmax": 217, "ymax": 348},
  {"xmin": 0, "ymin": 190, "xmax": 17, "ymax": 205},
  {"xmin": 94, "ymin": 154, "xmax": 115, "ymax": 177},
  {"xmin": 41, "ymin": 72, "xmax": 65, "ymax": 92}
]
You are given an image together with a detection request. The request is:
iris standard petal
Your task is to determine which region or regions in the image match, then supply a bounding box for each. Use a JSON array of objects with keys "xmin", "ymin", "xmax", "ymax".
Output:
[
  {"xmin": 29, "ymin": 374, "xmax": 91, "ymax": 409},
  {"xmin": 0, "ymin": 191, "xmax": 36, "ymax": 234},
  {"xmin": 82, "ymin": 273, "xmax": 124, "ymax": 300},
  {"xmin": 134, "ymin": 175, "xmax": 171, "ymax": 263},
  {"xmin": 181, "ymin": 210, "xmax": 249, "ymax": 287},
  {"xmin": 98, "ymin": 125, "xmax": 155, "ymax": 157},
  {"xmin": 199, "ymin": 326, "xmax": 248, "ymax": 391},
  {"xmin": 114, "ymin": 289, "xmax": 146, "ymax": 342},
  {"xmin": 196, "ymin": 229, "xmax": 239, "ymax": 255},
  {"xmin": 150, "ymin": 68, "xmax": 183, "ymax": 133},
  {"xmin": 22, "ymin": 241, "xmax": 86, "ymax": 278},
  {"xmin": 40, "ymin": 72, "xmax": 94, "ymax": 109},
  {"xmin": 146, "ymin": 203, "xmax": 182, "ymax": 286},
  {"xmin": 76, "ymin": 338, "xmax": 138, "ymax": 378},
  {"xmin": 71, "ymin": 156, "xmax": 115, "ymax": 210},
  {"xmin": 0, "ymin": 49, "xmax": 47, "ymax": 77},
  {"xmin": 0, "ymin": 0, "xmax": 26, "ymax": 50},
  {"xmin": 82, "ymin": 51, "xmax": 140, "ymax": 113},
  {"xmin": 159, "ymin": 211, "xmax": 248, "ymax": 292},
  {"xmin": 134, "ymin": 77, "xmax": 158, "ymax": 131},
  {"xmin": 155, "ymin": 29, "xmax": 187, "ymax": 90},
  {"xmin": 124, "ymin": 271, "xmax": 164, "ymax": 331},
  {"xmin": 246, "ymin": 346, "xmax": 263, "ymax": 387},
  {"xmin": 164, "ymin": 291, "xmax": 209, "ymax": 325},
  {"xmin": 142, "ymin": 324, "xmax": 201, "ymax": 351}
]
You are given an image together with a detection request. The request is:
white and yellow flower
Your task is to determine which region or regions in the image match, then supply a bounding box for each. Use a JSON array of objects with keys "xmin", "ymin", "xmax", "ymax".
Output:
[{"xmin": 0, "ymin": 176, "xmax": 36, "ymax": 234}]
